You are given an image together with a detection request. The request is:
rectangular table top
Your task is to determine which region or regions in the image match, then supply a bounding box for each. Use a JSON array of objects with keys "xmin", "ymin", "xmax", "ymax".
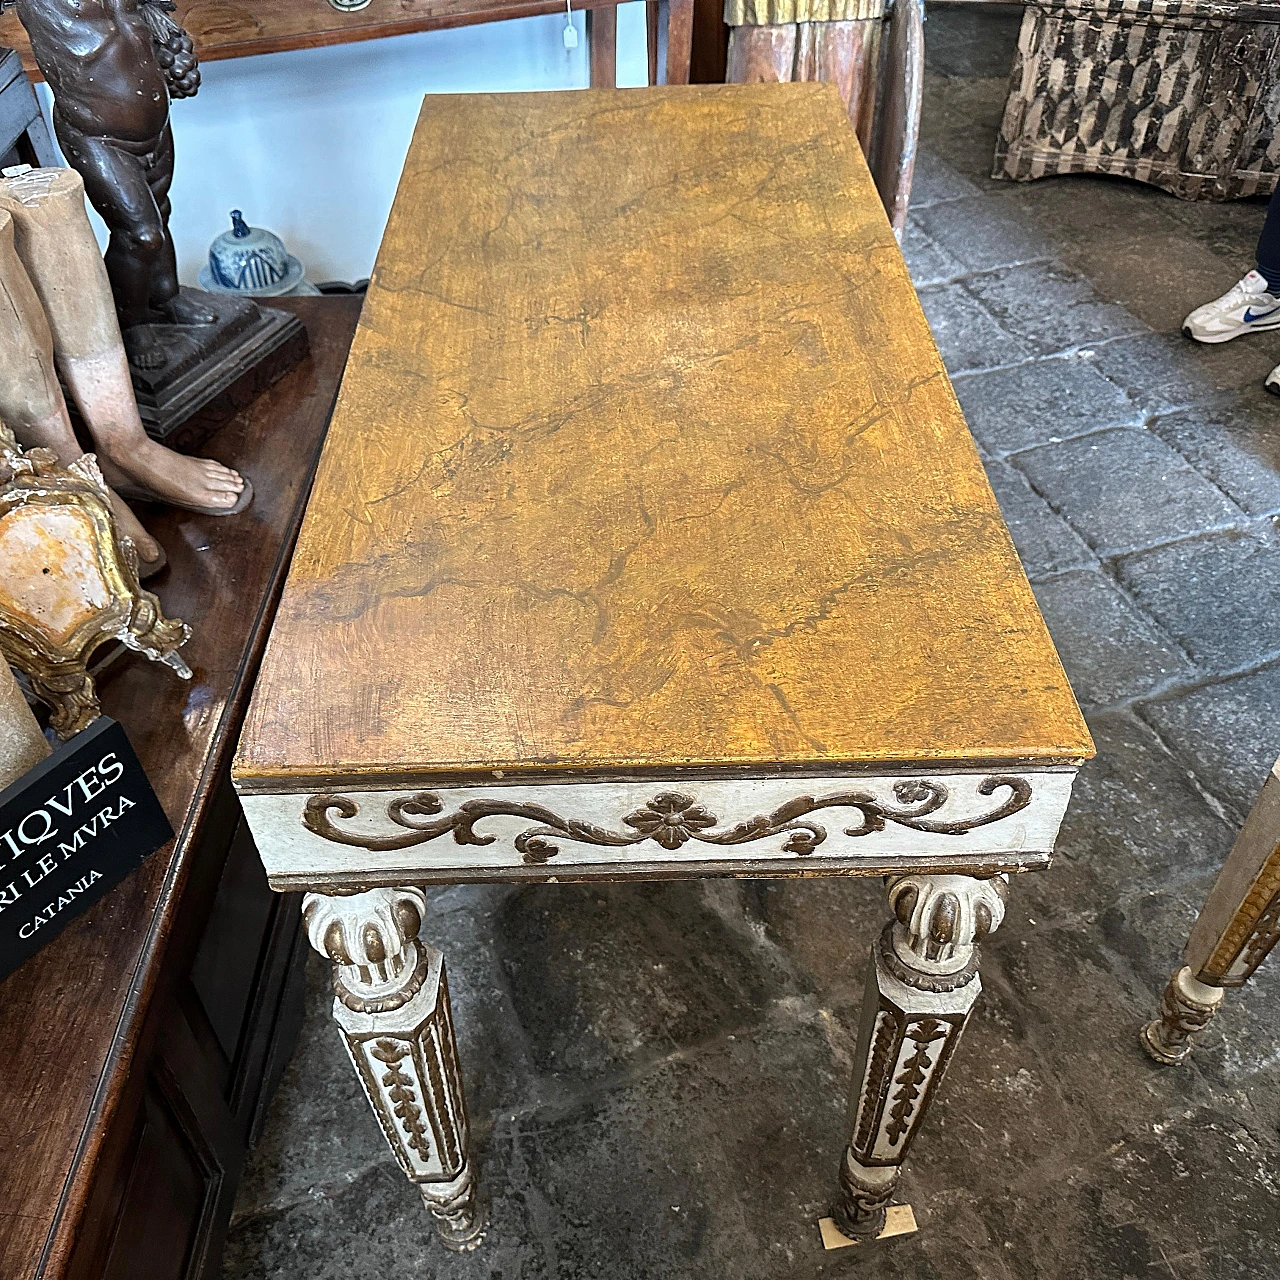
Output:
[{"xmin": 234, "ymin": 85, "xmax": 1091, "ymax": 795}]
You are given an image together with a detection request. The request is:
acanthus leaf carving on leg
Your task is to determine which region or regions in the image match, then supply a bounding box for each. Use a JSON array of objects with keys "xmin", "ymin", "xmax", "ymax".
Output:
[
  {"xmin": 370, "ymin": 1038, "xmax": 434, "ymax": 1163},
  {"xmin": 833, "ymin": 873, "xmax": 1006, "ymax": 1240},
  {"xmin": 884, "ymin": 1018, "xmax": 949, "ymax": 1146},
  {"xmin": 303, "ymin": 887, "xmax": 485, "ymax": 1251}
]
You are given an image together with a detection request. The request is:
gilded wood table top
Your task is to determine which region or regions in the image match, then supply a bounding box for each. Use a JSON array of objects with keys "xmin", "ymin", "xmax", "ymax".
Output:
[{"xmin": 235, "ymin": 84, "xmax": 1092, "ymax": 792}]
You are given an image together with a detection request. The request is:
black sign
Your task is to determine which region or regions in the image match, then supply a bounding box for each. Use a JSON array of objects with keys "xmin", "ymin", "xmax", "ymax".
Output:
[{"xmin": 0, "ymin": 717, "xmax": 171, "ymax": 978}]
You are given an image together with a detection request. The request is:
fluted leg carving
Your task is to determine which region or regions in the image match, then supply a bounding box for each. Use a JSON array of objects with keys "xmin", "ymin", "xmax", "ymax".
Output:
[
  {"xmin": 303, "ymin": 888, "xmax": 485, "ymax": 1251},
  {"xmin": 833, "ymin": 873, "xmax": 1006, "ymax": 1240}
]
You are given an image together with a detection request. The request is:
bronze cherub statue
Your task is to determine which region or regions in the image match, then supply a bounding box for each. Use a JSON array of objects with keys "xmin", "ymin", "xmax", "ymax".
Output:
[{"xmin": 14, "ymin": 0, "xmax": 208, "ymax": 371}]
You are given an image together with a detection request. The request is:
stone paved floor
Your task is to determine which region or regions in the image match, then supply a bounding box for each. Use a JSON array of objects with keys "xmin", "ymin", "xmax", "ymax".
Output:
[{"xmin": 223, "ymin": 12, "xmax": 1280, "ymax": 1277}]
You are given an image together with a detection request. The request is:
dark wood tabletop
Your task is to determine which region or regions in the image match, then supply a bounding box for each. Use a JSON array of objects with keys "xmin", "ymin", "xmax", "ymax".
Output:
[{"xmin": 0, "ymin": 294, "xmax": 361, "ymax": 1280}]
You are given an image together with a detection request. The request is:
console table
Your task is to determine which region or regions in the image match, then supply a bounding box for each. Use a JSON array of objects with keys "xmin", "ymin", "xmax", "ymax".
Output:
[
  {"xmin": 232, "ymin": 86, "xmax": 1093, "ymax": 1249},
  {"xmin": 0, "ymin": 295, "xmax": 361, "ymax": 1280}
]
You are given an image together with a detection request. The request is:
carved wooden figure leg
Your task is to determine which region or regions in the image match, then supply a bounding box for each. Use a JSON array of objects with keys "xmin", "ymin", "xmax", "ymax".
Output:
[
  {"xmin": 833, "ymin": 873, "xmax": 1006, "ymax": 1239},
  {"xmin": 303, "ymin": 888, "xmax": 485, "ymax": 1250},
  {"xmin": 1142, "ymin": 755, "xmax": 1280, "ymax": 1065},
  {"xmin": 726, "ymin": 18, "xmax": 882, "ymax": 156},
  {"xmin": 0, "ymin": 168, "xmax": 143, "ymax": 453},
  {"xmin": 0, "ymin": 166, "xmax": 246, "ymax": 520},
  {"xmin": 0, "ymin": 207, "xmax": 76, "ymax": 457},
  {"xmin": 0, "ymin": 188, "xmax": 164, "ymax": 565}
]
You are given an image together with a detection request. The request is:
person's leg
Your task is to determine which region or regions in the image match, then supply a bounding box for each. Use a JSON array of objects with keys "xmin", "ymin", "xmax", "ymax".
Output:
[
  {"xmin": 1256, "ymin": 187, "xmax": 1280, "ymax": 292},
  {"xmin": 1184, "ymin": 189, "xmax": 1280, "ymax": 344},
  {"xmin": 1254, "ymin": 186, "xmax": 1280, "ymax": 394}
]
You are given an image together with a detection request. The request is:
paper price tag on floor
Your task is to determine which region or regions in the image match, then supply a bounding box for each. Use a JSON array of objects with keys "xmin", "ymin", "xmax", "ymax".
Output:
[{"xmin": 0, "ymin": 717, "xmax": 171, "ymax": 978}]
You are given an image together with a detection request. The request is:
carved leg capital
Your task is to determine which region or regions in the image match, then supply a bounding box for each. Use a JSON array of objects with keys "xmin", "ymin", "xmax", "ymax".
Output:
[
  {"xmin": 886, "ymin": 871, "xmax": 1007, "ymax": 974},
  {"xmin": 833, "ymin": 874, "xmax": 1006, "ymax": 1240},
  {"xmin": 303, "ymin": 889, "xmax": 485, "ymax": 1251},
  {"xmin": 1140, "ymin": 966, "xmax": 1224, "ymax": 1066},
  {"xmin": 304, "ymin": 885, "xmax": 430, "ymax": 1013}
]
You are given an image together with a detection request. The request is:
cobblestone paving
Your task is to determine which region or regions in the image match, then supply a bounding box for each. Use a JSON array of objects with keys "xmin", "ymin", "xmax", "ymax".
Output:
[{"xmin": 223, "ymin": 13, "xmax": 1280, "ymax": 1278}]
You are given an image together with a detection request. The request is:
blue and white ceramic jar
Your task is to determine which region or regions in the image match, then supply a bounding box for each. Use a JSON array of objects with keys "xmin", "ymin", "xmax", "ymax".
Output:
[{"xmin": 198, "ymin": 210, "xmax": 315, "ymax": 297}]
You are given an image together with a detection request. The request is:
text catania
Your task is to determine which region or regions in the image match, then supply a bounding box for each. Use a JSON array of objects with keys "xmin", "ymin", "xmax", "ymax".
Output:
[
  {"xmin": 0, "ymin": 754, "xmax": 134, "ymax": 916},
  {"xmin": 18, "ymin": 871, "xmax": 103, "ymax": 939}
]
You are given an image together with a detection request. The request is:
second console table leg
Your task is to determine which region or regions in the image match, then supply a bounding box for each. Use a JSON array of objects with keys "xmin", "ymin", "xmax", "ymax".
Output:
[
  {"xmin": 833, "ymin": 873, "xmax": 1008, "ymax": 1239},
  {"xmin": 1142, "ymin": 757, "xmax": 1280, "ymax": 1065},
  {"xmin": 303, "ymin": 887, "xmax": 485, "ymax": 1251}
]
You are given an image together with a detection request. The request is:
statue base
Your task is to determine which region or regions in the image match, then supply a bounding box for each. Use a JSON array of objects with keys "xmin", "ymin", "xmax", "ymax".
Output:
[{"xmin": 125, "ymin": 289, "xmax": 309, "ymax": 453}]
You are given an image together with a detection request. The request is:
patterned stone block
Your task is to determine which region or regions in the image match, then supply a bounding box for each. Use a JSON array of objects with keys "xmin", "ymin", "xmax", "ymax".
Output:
[{"xmin": 994, "ymin": 0, "xmax": 1280, "ymax": 201}]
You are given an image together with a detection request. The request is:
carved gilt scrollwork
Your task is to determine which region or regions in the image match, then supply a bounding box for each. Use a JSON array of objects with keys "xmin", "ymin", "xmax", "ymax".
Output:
[
  {"xmin": 0, "ymin": 426, "xmax": 191, "ymax": 737},
  {"xmin": 1239, "ymin": 892, "xmax": 1280, "ymax": 976},
  {"xmin": 302, "ymin": 777, "xmax": 1033, "ymax": 864},
  {"xmin": 370, "ymin": 1038, "xmax": 434, "ymax": 1162}
]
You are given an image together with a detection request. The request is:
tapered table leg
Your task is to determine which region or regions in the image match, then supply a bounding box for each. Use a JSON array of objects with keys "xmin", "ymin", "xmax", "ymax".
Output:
[
  {"xmin": 834, "ymin": 873, "xmax": 1007, "ymax": 1239},
  {"xmin": 1142, "ymin": 756, "xmax": 1280, "ymax": 1065},
  {"xmin": 303, "ymin": 888, "xmax": 485, "ymax": 1250}
]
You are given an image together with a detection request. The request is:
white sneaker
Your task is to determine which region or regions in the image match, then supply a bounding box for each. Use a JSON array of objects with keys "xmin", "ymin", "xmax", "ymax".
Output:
[
  {"xmin": 1183, "ymin": 270, "xmax": 1280, "ymax": 343},
  {"xmin": 1266, "ymin": 365, "xmax": 1280, "ymax": 397}
]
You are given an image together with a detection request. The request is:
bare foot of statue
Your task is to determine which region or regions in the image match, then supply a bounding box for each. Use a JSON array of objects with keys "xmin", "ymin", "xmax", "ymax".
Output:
[
  {"xmin": 157, "ymin": 291, "xmax": 217, "ymax": 326},
  {"xmin": 99, "ymin": 438, "xmax": 247, "ymax": 514},
  {"xmin": 120, "ymin": 293, "xmax": 220, "ymax": 370},
  {"xmin": 107, "ymin": 488, "xmax": 164, "ymax": 570},
  {"xmin": 122, "ymin": 326, "xmax": 167, "ymax": 371}
]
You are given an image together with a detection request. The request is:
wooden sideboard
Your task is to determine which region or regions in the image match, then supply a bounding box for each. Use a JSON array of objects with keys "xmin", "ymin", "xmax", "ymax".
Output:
[
  {"xmin": 0, "ymin": 294, "xmax": 362, "ymax": 1280},
  {"xmin": 0, "ymin": 0, "xmax": 710, "ymax": 86}
]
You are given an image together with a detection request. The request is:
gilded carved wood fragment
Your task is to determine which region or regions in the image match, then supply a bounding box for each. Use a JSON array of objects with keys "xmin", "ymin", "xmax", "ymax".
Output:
[{"xmin": 0, "ymin": 425, "xmax": 190, "ymax": 736}]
